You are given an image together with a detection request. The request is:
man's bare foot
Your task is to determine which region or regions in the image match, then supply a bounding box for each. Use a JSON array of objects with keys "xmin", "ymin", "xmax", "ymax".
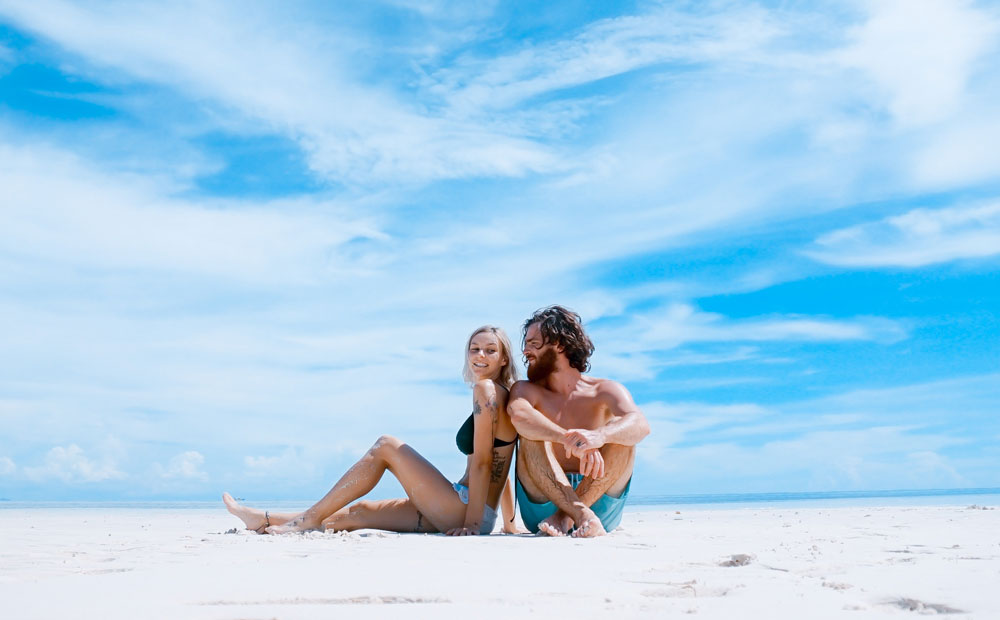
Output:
[
  {"xmin": 537, "ymin": 510, "xmax": 574, "ymax": 537},
  {"xmin": 570, "ymin": 509, "xmax": 607, "ymax": 538},
  {"xmin": 265, "ymin": 513, "xmax": 319, "ymax": 535},
  {"xmin": 222, "ymin": 492, "xmax": 268, "ymax": 532}
]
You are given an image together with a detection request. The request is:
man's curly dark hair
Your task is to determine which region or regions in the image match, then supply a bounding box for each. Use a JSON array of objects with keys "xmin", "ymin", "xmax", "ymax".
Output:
[{"xmin": 523, "ymin": 305, "xmax": 595, "ymax": 373}]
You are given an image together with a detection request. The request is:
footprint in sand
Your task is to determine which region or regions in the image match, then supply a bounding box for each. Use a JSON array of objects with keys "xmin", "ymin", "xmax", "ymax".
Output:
[
  {"xmin": 822, "ymin": 581, "xmax": 852, "ymax": 591},
  {"xmin": 887, "ymin": 598, "xmax": 965, "ymax": 614},
  {"xmin": 719, "ymin": 553, "xmax": 754, "ymax": 567}
]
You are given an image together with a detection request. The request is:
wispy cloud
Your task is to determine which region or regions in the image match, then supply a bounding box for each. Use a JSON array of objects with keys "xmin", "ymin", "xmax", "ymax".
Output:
[
  {"xmin": 636, "ymin": 373, "xmax": 1000, "ymax": 492},
  {"xmin": 0, "ymin": 0, "xmax": 560, "ymax": 184},
  {"xmin": 835, "ymin": 0, "xmax": 998, "ymax": 127},
  {"xmin": 601, "ymin": 300, "xmax": 900, "ymax": 348},
  {"xmin": 0, "ymin": 41, "xmax": 14, "ymax": 68},
  {"xmin": 640, "ymin": 426, "xmax": 970, "ymax": 493},
  {"xmin": 0, "ymin": 140, "xmax": 382, "ymax": 284},
  {"xmin": 0, "ymin": 456, "xmax": 14, "ymax": 476},
  {"xmin": 154, "ymin": 451, "xmax": 207, "ymax": 481},
  {"xmin": 910, "ymin": 113, "xmax": 1000, "ymax": 189},
  {"xmin": 589, "ymin": 303, "xmax": 907, "ymax": 381},
  {"xmin": 806, "ymin": 202, "xmax": 1000, "ymax": 267},
  {"xmin": 22, "ymin": 444, "xmax": 125, "ymax": 483},
  {"xmin": 1, "ymin": 2, "xmax": 997, "ymax": 499},
  {"xmin": 427, "ymin": 4, "xmax": 782, "ymax": 114}
]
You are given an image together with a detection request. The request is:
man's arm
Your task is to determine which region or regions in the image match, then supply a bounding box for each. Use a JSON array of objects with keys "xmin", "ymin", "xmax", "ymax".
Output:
[
  {"xmin": 508, "ymin": 381, "xmax": 567, "ymax": 442},
  {"xmin": 563, "ymin": 381, "xmax": 650, "ymax": 458}
]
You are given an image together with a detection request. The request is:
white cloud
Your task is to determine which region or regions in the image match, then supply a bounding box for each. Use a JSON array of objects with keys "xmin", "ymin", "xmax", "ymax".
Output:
[
  {"xmin": 639, "ymin": 425, "xmax": 969, "ymax": 492},
  {"xmin": 0, "ymin": 140, "xmax": 382, "ymax": 284},
  {"xmin": 911, "ymin": 115, "xmax": 1000, "ymax": 188},
  {"xmin": 2, "ymin": 3, "xmax": 997, "ymax": 499},
  {"xmin": 593, "ymin": 303, "xmax": 906, "ymax": 380},
  {"xmin": 23, "ymin": 444, "xmax": 125, "ymax": 483},
  {"xmin": 0, "ymin": 41, "xmax": 14, "ymax": 67},
  {"xmin": 0, "ymin": 1, "xmax": 559, "ymax": 184},
  {"xmin": 635, "ymin": 373, "xmax": 999, "ymax": 492},
  {"xmin": 641, "ymin": 401, "xmax": 770, "ymax": 446},
  {"xmin": 836, "ymin": 0, "xmax": 999, "ymax": 127},
  {"xmin": 243, "ymin": 447, "xmax": 322, "ymax": 479},
  {"xmin": 806, "ymin": 201, "xmax": 1000, "ymax": 267},
  {"xmin": 0, "ymin": 456, "xmax": 15, "ymax": 476},
  {"xmin": 428, "ymin": 5, "xmax": 782, "ymax": 114},
  {"xmin": 155, "ymin": 451, "xmax": 207, "ymax": 481}
]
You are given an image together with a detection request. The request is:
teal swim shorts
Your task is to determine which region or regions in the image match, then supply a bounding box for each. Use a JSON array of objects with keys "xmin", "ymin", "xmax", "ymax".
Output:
[{"xmin": 515, "ymin": 473, "xmax": 631, "ymax": 533}]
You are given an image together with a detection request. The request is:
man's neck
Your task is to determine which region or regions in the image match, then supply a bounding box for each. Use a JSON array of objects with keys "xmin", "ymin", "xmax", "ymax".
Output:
[{"xmin": 542, "ymin": 367, "xmax": 583, "ymax": 394}]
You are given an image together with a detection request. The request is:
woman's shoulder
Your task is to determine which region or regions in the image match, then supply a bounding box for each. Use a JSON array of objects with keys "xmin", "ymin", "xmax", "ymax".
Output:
[
  {"xmin": 472, "ymin": 379, "xmax": 508, "ymax": 402},
  {"xmin": 472, "ymin": 378, "xmax": 499, "ymax": 395}
]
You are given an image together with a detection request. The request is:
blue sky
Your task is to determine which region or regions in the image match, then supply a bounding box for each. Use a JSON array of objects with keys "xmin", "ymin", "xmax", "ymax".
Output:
[{"xmin": 1, "ymin": 0, "xmax": 998, "ymax": 501}]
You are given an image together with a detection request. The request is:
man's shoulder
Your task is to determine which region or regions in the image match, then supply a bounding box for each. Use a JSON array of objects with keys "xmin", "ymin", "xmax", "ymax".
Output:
[
  {"xmin": 585, "ymin": 376, "xmax": 634, "ymax": 403},
  {"xmin": 583, "ymin": 375, "xmax": 627, "ymax": 392},
  {"xmin": 510, "ymin": 380, "xmax": 541, "ymax": 397}
]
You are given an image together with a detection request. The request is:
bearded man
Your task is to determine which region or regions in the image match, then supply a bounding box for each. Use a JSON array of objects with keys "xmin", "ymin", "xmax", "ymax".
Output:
[{"xmin": 509, "ymin": 305, "xmax": 650, "ymax": 537}]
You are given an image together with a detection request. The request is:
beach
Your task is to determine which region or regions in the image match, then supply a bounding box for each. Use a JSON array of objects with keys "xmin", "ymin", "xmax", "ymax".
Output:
[{"xmin": 1, "ymin": 503, "xmax": 997, "ymax": 618}]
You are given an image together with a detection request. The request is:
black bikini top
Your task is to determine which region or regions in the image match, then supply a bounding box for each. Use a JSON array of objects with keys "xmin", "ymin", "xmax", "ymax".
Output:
[{"xmin": 456, "ymin": 413, "xmax": 517, "ymax": 456}]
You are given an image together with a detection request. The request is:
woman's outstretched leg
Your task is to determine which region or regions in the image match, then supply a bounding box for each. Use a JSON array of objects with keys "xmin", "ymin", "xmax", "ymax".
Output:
[
  {"xmin": 266, "ymin": 435, "xmax": 465, "ymax": 534},
  {"xmin": 222, "ymin": 492, "xmax": 299, "ymax": 531},
  {"xmin": 322, "ymin": 498, "xmax": 436, "ymax": 533}
]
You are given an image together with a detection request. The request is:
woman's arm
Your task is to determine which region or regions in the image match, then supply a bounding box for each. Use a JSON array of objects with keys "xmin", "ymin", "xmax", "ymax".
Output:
[{"xmin": 447, "ymin": 380, "xmax": 497, "ymax": 535}]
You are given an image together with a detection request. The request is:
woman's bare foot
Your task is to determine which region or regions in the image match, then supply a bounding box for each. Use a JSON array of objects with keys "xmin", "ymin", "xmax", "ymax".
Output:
[
  {"xmin": 265, "ymin": 513, "xmax": 319, "ymax": 535},
  {"xmin": 222, "ymin": 492, "xmax": 268, "ymax": 532},
  {"xmin": 537, "ymin": 510, "xmax": 574, "ymax": 537}
]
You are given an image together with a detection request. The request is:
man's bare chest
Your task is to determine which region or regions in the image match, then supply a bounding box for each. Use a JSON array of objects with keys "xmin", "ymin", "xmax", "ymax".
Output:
[{"xmin": 535, "ymin": 393, "xmax": 608, "ymax": 429}]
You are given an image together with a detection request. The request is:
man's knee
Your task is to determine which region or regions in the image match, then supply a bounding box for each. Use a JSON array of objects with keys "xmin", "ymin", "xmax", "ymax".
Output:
[
  {"xmin": 599, "ymin": 444, "xmax": 634, "ymax": 497},
  {"xmin": 517, "ymin": 438, "xmax": 546, "ymax": 456},
  {"xmin": 517, "ymin": 439, "xmax": 562, "ymax": 477},
  {"xmin": 600, "ymin": 443, "xmax": 635, "ymax": 467}
]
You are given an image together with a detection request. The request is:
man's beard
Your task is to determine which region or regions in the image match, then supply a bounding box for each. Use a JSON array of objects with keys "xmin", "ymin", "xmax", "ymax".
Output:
[{"xmin": 526, "ymin": 347, "xmax": 557, "ymax": 383}]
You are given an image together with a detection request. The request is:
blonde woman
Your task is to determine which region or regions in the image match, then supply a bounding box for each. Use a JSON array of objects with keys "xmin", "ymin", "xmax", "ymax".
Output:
[{"xmin": 223, "ymin": 326, "xmax": 521, "ymax": 535}]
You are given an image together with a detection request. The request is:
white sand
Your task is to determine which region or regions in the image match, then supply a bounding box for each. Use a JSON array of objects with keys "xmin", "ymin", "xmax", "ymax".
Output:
[{"xmin": 1, "ymin": 504, "xmax": 997, "ymax": 618}]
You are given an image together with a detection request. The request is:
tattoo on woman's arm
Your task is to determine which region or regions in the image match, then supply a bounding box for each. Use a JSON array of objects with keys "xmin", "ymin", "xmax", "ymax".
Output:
[{"xmin": 490, "ymin": 454, "xmax": 506, "ymax": 483}]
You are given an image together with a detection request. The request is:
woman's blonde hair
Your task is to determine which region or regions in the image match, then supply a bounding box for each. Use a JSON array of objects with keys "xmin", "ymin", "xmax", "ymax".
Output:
[{"xmin": 462, "ymin": 325, "xmax": 519, "ymax": 389}]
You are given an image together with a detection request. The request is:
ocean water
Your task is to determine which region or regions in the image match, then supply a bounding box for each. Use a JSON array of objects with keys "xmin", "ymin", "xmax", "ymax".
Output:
[
  {"xmin": 2, "ymin": 488, "xmax": 998, "ymax": 511},
  {"xmin": 628, "ymin": 487, "xmax": 1000, "ymax": 510}
]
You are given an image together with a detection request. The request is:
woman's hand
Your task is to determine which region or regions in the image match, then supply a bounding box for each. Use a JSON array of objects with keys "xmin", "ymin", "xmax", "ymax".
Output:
[{"xmin": 446, "ymin": 526, "xmax": 481, "ymax": 536}]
